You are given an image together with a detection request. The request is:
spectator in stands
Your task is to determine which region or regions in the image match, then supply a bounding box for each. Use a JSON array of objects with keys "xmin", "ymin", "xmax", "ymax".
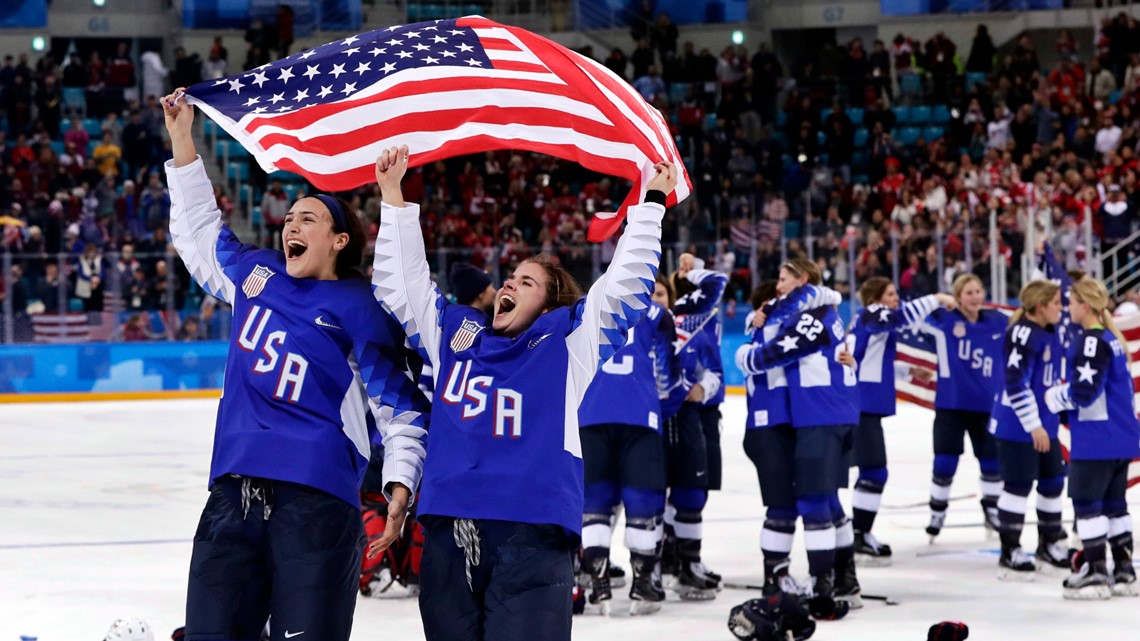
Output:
[
  {"xmin": 32, "ymin": 261, "xmax": 64, "ymax": 314},
  {"xmin": 92, "ymin": 131, "xmax": 122, "ymax": 178},
  {"xmin": 118, "ymin": 312, "xmax": 160, "ymax": 341},
  {"xmin": 651, "ymin": 12, "xmax": 678, "ymax": 62},
  {"xmin": 1087, "ymin": 58, "xmax": 1117, "ymax": 103},
  {"xmin": 140, "ymin": 49, "xmax": 168, "ymax": 104},
  {"xmin": 750, "ymin": 42, "xmax": 783, "ymax": 123},
  {"xmin": 987, "ymin": 105, "xmax": 1012, "ymax": 151},
  {"xmin": 123, "ymin": 264, "xmax": 150, "ymax": 310},
  {"xmin": 140, "ymin": 171, "xmax": 171, "ymax": 232},
  {"xmin": 277, "ymin": 4, "xmax": 295, "ymax": 57},
  {"xmin": 630, "ymin": 37, "xmax": 654, "ymax": 81},
  {"xmin": 171, "ymin": 47, "xmax": 202, "ymax": 91},
  {"xmin": 200, "ymin": 48, "xmax": 226, "ymax": 81},
  {"xmin": 603, "ymin": 47, "xmax": 628, "ymax": 81},
  {"xmin": 74, "ymin": 242, "xmax": 104, "ymax": 312},
  {"xmin": 632, "ymin": 64, "xmax": 665, "ymax": 104},
  {"xmin": 261, "ymin": 179, "xmax": 290, "ymax": 249},
  {"xmin": 966, "ymin": 25, "xmax": 996, "ymax": 74},
  {"xmin": 105, "ymin": 41, "xmax": 137, "ymax": 110},
  {"xmin": 1098, "ymin": 184, "xmax": 1134, "ymax": 255},
  {"xmin": 177, "ymin": 315, "xmax": 203, "ymax": 341},
  {"xmin": 121, "ymin": 111, "xmax": 151, "ymax": 179},
  {"xmin": 868, "ymin": 39, "xmax": 891, "ymax": 102},
  {"xmin": 1095, "ymin": 110, "xmax": 1123, "ymax": 160}
]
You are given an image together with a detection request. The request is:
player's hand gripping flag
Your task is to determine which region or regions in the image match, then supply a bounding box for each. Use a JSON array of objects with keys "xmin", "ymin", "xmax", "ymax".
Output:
[{"xmin": 184, "ymin": 15, "xmax": 691, "ymax": 241}]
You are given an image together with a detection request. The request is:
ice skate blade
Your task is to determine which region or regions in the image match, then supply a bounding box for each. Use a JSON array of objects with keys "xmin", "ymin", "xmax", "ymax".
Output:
[
  {"xmin": 1111, "ymin": 582, "xmax": 1138, "ymax": 597},
  {"xmin": 674, "ymin": 584, "xmax": 718, "ymax": 601},
  {"xmin": 997, "ymin": 568, "xmax": 1036, "ymax": 582},
  {"xmin": 854, "ymin": 553, "xmax": 892, "ymax": 568},
  {"xmin": 610, "ymin": 577, "xmax": 627, "ymax": 589},
  {"xmin": 1034, "ymin": 561, "xmax": 1069, "ymax": 577},
  {"xmin": 1063, "ymin": 585, "xmax": 1112, "ymax": 600},
  {"xmin": 629, "ymin": 600, "xmax": 662, "ymax": 615},
  {"xmin": 596, "ymin": 600, "xmax": 612, "ymax": 616},
  {"xmin": 836, "ymin": 593, "xmax": 864, "ymax": 609}
]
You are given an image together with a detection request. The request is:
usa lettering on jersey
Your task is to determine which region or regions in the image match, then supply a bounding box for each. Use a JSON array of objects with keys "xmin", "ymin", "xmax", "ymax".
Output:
[
  {"xmin": 440, "ymin": 361, "xmax": 524, "ymax": 438},
  {"xmin": 236, "ymin": 305, "xmax": 310, "ymax": 402}
]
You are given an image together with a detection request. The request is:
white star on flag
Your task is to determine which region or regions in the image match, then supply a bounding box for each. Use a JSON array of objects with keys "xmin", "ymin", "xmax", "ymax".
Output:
[
  {"xmin": 250, "ymin": 71, "xmax": 269, "ymax": 88},
  {"xmin": 228, "ymin": 78, "xmax": 244, "ymax": 94},
  {"xmin": 302, "ymin": 65, "xmax": 321, "ymax": 80},
  {"xmin": 277, "ymin": 67, "xmax": 294, "ymax": 83}
]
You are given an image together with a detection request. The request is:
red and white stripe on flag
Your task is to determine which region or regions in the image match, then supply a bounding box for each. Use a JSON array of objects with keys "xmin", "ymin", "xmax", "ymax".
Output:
[
  {"xmin": 185, "ymin": 15, "xmax": 690, "ymax": 242},
  {"xmin": 897, "ymin": 307, "xmax": 1140, "ymax": 489}
]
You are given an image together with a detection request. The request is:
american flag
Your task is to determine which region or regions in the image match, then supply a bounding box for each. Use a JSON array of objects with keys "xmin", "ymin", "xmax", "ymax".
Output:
[
  {"xmin": 185, "ymin": 15, "xmax": 691, "ymax": 241},
  {"xmin": 896, "ymin": 305, "xmax": 1140, "ymax": 489}
]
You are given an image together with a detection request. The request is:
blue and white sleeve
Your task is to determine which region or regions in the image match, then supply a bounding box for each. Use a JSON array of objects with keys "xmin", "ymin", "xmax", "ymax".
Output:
[
  {"xmin": 372, "ymin": 201, "xmax": 449, "ymax": 374},
  {"xmin": 654, "ymin": 308, "xmax": 681, "ymax": 400},
  {"xmin": 863, "ymin": 295, "xmax": 940, "ymax": 334},
  {"xmin": 352, "ymin": 309, "xmax": 431, "ymax": 501},
  {"xmin": 673, "ymin": 268, "xmax": 728, "ymax": 316},
  {"xmin": 165, "ymin": 157, "xmax": 250, "ymax": 303},
  {"xmin": 565, "ymin": 198, "xmax": 664, "ymax": 401},
  {"xmin": 765, "ymin": 284, "xmax": 843, "ymax": 326},
  {"xmin": 736, "ymin": 310, "xmax": 834, "ymax": 374},
  {"xmin": 1003, "ymin": 331, "xmax": 1043, "ymax": 433}
]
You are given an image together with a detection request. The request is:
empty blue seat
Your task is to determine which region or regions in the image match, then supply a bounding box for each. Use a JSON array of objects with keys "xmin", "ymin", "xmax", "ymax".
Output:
[
  {"xmin": 776, "ymin": 111, "xmax": 787, "ymax": 127},
  {"xmin": 50, "ymin": 140, "xmax": 65, "ymax": 156},
  {"xmin": 83, "ymin": 118, "xmax": 102, "ymax": 137},
  {"xmin": 817, "ymin": 130, "xmax": 828, "ymax": 146},
  {"xmin": 899, "ymin": 74, "xmax": 923, "ymax": 97},
  {"xmin": 283, "ymin": 184, "xmax": 301, "ymax": 200},
  {"xmin": 227, "ymin": 161, "xmax": 249, "ymax": 182},
  {"xmin": 1109, "ymin": 89, "xmax": 1123, "ymax": 105},
  {"xmin": 892, "ymin": 106, "xmax": 910, "ymax": 125},
  {"xmin": 923, "ymin": 125, "xmax": 945, "ymax": 141},
  {"xmin": 62, "ymin": 88, "xmax": 86, "ymax": 116},
  {"xmin": 931, "ymin": 104, "xmax": 951, "ymax": 125},
  {"xmin": 668, "ymin": 82, "xmax": 688, "ymax": 104},
  {"xmin": 896, "ymin": 126, "xmax": 921, "ymax": 146},
  {"xmin": 852, "ymin": 174, "xmax": 869, "ymax": 185},
  {"xmin": 910, "ymin": 105, "xmax": 931, "ymax": 125},
  {"xmin": 784, "ymin": 220, "xmax": 801, "ymax": 239},
  {"xmin": 852, "ymin": 151, "xmax": 868, "ymax": 170},
  {"xmin": 853, "ymin": 127, "xmax": 869, "ymax": 148},
  {"xmin": 847, "ymin": 107, "xmax": 864, "ymax": 125}
]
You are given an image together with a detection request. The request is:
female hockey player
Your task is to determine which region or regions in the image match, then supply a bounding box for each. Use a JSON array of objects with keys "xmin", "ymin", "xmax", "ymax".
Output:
[
  {"xmin": 739, "ymin": 276, "xmax": 842, "ymax": 601},
  {"xmin": 162, "ymin": 91, "xmax": 430, "ymax": 641},
  {"xmin": 371, "ymin": 144, "xmax": 673, "ymax": 641},
  {"xmin": 989, "ymin": 280, "xmax": 1070, "ymax": 581},
  {"xmin": 918, "ymin": 273, "xmax": 1008, "ymax": 541},
  {"xmin": 848, "ymin": 278, "xmax": 955, "ymax": 565},
  {"xmin": 736, "ymin": 259, "xmax": 856, "ymax": 620},
  {"xmin": 1044, "ymin": 278, "xmax": 1139, "ymax": 599},
  {"xmin": 577, "ymin": 272, "xmax": 681, "ymax": 616},
  {"xmin": 660, "ymin": 256, "xmax": 728, "ymax": 598}
]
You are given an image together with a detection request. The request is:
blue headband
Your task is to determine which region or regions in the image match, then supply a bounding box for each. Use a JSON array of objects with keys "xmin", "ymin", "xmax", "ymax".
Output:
[{"xmin": 313, "ymin": 194, "xmax": 349, "ymax": 233}]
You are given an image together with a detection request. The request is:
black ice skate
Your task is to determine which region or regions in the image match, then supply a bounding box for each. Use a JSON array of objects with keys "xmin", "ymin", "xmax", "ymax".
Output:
[
  {"xmin": 926, "ymin": 511, "xmax": 946, "ymax": 542},
  {"xmin": 674, "ymin": 561, "xmax": 719, "ymax": 601},
  {"xmin": 981, "ymin": 502, "xmax": 1001, "ymax": 538},
  {"xmin": 1034, "ymin": 539, "xmax": 1072, "ymax": 574},
  {"xmin": 853, "ymin": 531, "xmax": 893, "ymax": 567},
  {"xmin": 628, "ymin": 553, "xmax": 665, "ymax": 615},
  {"xmin": 835, "ymin": 551, "xmax": 863, "ymax": 610},
  {"xmin": 997, "ymin": 547, "xmax": 1036, "ymax": 582},
  {"xmin": 1063, "ymin": 559, "xmax": 1112, "ymax": 600},
  {"xmin": 586, "ymin": 555, "xmax": 613, "ymax": 616},
  {"xmin": 763, "ymin": 559, "xmax": 807, "ymax": 598},
  {"xmin": 807, "ymin": 572, "xmax": 849, "ymax": 621},
  {"xmin": 1112, "ymin": 561, "xmax": 1137, "ymax": 597}
]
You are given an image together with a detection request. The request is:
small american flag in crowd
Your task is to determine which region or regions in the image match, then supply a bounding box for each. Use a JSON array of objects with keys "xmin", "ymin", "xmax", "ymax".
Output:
[
  {"xmin": 896, "ymin": 306, "xmax": 1140, "ymax": 488},
  {"xmin": 185, "ymin": 15, "xmax": 690, "ymax": 241}
]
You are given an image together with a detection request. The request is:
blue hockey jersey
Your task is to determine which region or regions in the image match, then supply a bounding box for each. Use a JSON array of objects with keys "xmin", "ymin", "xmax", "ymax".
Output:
[
  {"xmin": 1045, "ymin": 328, "xmax": 1140, "ymax": 460},
  {"xmin": 738, "ymin": 305, "xmax": 858, "ymax": 428},
  {"xmin": 674, "ymin": 268, "xmax": 728, "ymax": 406},
  {"xmin": 662, "ymin": 328, "xmax": 718, "ymax": 419},
  {"xmin": 740, "ymin": 285, "xmax": 843, "ymax": 430},
  {"xmin": 919, "ymin": 308, "xmax": 1007, "ymax": 413},
  {"xmin": 850, "ymin": 295, "xmax": 940, "ymax": 416},
  {"xmin": 990, "ymin": 318, "xmax": 1063, "ymax": 442},
  {"xmin": 166, "ymin": 158, "xmax": 430, "ymax": 509},
  {"xmin": 580, "ymin": 302, "xmax": 680, "ymax": 431},
  {"xmin": 373, "ymin": 197, "xmax": 663, "ymax": 536}
]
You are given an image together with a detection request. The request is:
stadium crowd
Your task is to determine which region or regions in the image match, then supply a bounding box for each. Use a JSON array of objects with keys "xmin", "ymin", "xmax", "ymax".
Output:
[{"xmin": 4, "ymin": 12, "xmax": 1140, "ymax": 342}]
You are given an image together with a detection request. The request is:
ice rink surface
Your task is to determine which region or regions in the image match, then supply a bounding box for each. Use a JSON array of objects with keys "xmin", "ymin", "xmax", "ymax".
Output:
[{"xmin": 2, "ymin": 396, "xmax": 1138, "ymax": 640}]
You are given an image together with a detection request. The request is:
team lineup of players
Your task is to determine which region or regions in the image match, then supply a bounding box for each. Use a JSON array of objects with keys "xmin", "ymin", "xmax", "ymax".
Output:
[{"xmin": 163, "ymin": 90, "xmax": 1138, "ymax": 641}]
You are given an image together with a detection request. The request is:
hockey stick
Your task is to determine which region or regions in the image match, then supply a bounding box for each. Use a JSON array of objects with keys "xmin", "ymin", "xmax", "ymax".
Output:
[
  {"xmin": 881, "ymin": 493, "xmax": 976, "ymax": 510},
  {"xmin": 723, "ymin": 582, "xmax": 899, "ymax": 606}
]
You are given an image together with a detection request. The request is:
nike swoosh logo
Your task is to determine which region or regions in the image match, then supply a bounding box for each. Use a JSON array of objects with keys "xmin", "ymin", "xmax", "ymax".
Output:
[
  {"xmin": 284, "ymin": 632, "xmax": 304, "ymax": 639},
  {"xmin": 315, "ymin": 315, "xmax": 342, "ymax": 330}
]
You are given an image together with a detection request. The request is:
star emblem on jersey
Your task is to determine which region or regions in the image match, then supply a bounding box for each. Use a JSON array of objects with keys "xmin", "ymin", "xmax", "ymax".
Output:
[
  {"xmin": 778, "ymin": 335, "xmax": 799, "ymax": 353},
  {"xmin": 242, "ymin": 265, "xmax": 276, "ymax": 299},
  {"xmin": 450, "ymin": 317, "xmax": 485, "ymax": 353},
  {"xmin": 1007, "ymin": 348, "xmax": 1023, "ymax": 369},
  {"xmin": 1076, "ymin": 361, "xmax": 1097, "ymax": 383}
]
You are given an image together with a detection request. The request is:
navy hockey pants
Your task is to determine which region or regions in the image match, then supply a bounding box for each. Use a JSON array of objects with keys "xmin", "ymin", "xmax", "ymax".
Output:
[
  {"xmin": 419, "ymin": 517, "xmax": 575, "ymax": 641},
  {"xmin": 185, "ymin": 475, "xmax": 364, "ymax": 641}
]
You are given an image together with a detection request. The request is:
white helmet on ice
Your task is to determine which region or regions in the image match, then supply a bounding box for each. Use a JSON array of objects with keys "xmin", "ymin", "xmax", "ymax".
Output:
[{"xmin": 104, "ymin": 618, "xmax": 155, "ymax": 641}]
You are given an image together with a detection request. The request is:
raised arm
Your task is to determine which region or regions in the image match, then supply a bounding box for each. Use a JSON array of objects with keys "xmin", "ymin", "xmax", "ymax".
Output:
[
  {"xmin": 162, "ymin": 90, "xmax": 248, "ymax": 304},
  {"xmin": 370, "ymin": 145, "xmax": 448, "ymax": 372},
  {"xmin": 565, "ymin": 162, "xmax": 673, "ymax": 399},
  {"xmin": 672, "ymin": 261, "xmax": 728, "ymax": 317},
  {"xmin": 860, "ymin": 294, "xmax": 950, "ymax": 335},
  {"xmin": 765, "ymin": 283, "xmax": 844, "ymax": 326}
]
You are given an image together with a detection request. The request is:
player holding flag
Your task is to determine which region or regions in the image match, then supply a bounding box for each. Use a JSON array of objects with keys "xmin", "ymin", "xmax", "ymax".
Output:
[{"xmin": 371, "ymin": 144, "xmax": 673, "ymax": 641}]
